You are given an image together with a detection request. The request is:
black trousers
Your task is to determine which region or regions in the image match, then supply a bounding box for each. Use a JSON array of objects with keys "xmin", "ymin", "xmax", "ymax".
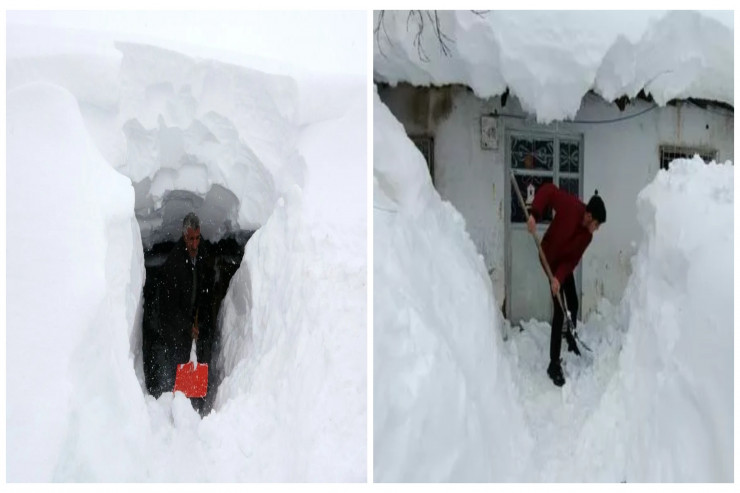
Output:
[{"xmin": 550, "ymin": 273, "xmax": 578, "ymax": 364}]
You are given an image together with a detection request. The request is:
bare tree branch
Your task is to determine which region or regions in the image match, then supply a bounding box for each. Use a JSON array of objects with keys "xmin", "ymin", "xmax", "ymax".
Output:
[
  {"xmin": 375, "ymin": 10, "xmax": 474, "ymax": 62},
  {"xmin": 429, "ymin": 11, "xmax": 453, "ymax": 57},
  {"xmin": 374, "ymin": 10, "xmax": 393, "ymax": 59}
]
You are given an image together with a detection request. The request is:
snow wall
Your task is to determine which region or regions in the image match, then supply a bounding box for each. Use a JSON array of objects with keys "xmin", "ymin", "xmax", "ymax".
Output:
[
  {"xmin": 615, "ymin": 157, "xmax": 733, "ymax": 481},
  {"xmin": 6, "ymin": 31, "xmax": 366, "ymax": 481},
  {"xmin": 373, "ymin": 88, "xmax": 533, "ymax": 481},
  {"xmin": 374, "ymin": 89, "xmax": 733, "ymax": 481}
]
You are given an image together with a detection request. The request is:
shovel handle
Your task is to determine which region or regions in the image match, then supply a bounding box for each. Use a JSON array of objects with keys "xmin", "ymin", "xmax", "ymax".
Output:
[{"xmin": 509, "ymin": 171, "xmax": 567, "ymax": 313}]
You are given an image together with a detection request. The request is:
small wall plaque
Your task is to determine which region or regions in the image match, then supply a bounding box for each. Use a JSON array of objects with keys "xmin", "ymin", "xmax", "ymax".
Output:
[{"xmin": 481, "ymin": 115, "xmax": 498, "ymax": 150}]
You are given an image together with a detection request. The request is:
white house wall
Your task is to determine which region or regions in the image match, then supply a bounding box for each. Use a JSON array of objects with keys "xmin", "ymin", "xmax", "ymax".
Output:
[{"xmin": 377, "ymin": 84, "xmax": 733, "ymax": 320}]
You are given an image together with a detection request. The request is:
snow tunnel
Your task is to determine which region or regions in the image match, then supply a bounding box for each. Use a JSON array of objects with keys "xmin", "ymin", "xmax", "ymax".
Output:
[
  {"xmin": 137, "ymin": 184, "xmax": 255, "ymax": 413},
  {"xmin": 109, "ymin": 41, "xmax": 303, "ymax": 415}
]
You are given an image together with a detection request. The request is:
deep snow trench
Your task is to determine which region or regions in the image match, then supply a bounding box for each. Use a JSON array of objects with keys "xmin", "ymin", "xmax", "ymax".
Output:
[
  {"xmin": 8, "ymin": 30, "xmax": 366, "ymax": 481},
  {"xmin": 374, "ymin": 89, "xmax": 733, "ymax": 482}
]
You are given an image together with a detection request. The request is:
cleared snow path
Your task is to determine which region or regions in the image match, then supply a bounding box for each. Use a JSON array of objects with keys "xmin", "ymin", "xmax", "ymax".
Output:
[
  {"xmin": 497, "ymin": 158, "xmax": 733, "ymax": 482},
  {"xmin": 502, "ymin": 300, "xmax": 626, "ymax": 481}
]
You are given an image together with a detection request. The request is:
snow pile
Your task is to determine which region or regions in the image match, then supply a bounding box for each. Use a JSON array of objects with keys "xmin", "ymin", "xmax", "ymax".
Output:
[
  {"xmin": 373, "ymin": 90, "xmax": 532, "ymax": 482},
  {"xmin": 6, "ymin": 23, "xmax": 365, "ymax": 481},
  {"xmin": 374, "ymin": 10, "xmax": 733, "ymax": 122},
  {"xmin": 616, "ymin": 156, "xmax": 733, "ymax": 481}
]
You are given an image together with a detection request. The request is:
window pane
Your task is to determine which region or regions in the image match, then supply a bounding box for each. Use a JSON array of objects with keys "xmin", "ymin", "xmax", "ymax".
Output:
[
  {"xmin": 511, "ymin": 173, "xmax": 554, "ymax": 223},
  {"xmin": 559, "ymin": 177, "xmax": 579, "ymax": 197},
  {"xmin": 511, "ymin": 137, "xmax": 553, "ymax": 171},
  {"xmin": 534, "ymin": 139, "xmax": 554, "ymax": 171},
  {"xmin": 559, "ymin": 141, "xmax": 580, "ymax": 173}
]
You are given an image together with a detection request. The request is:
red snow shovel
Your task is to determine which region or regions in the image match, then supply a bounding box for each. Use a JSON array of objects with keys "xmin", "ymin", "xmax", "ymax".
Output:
[{"xmin": 173, "ymin": 313, "xmax": 208, "ymax": 398}]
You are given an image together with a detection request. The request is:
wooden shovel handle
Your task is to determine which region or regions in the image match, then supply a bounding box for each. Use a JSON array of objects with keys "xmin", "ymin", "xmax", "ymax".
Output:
[{"xmin": 509, "ymin": 171, "xmax": 567, "ymax": 312}]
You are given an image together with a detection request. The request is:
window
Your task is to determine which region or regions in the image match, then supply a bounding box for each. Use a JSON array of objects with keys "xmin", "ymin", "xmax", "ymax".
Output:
[
  {"xmin": 410, "ymin": 135, "xmax": 435, "ymax": 184},
  {"xmin": 659, "ymin": 145, "xmax": 717, "ymax": 170},
  {"xmin": 510, "ymin": 135, "xmax": 582, "ymax": 223}
]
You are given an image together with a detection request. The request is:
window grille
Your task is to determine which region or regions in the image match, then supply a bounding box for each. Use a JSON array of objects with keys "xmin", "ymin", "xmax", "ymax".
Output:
[
  {"xmin": 510, "ymin": 135, "xmax": 582, "ymax": 223},
  {"xmin": 660, "ymin": 145, "xmax": 717, "ymax": 170}
]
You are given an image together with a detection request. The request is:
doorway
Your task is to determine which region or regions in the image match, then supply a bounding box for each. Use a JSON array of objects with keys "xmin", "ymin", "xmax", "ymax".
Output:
[{"xmin": 505, "ymin": 129, "xmax": 584, "ymax": 325}]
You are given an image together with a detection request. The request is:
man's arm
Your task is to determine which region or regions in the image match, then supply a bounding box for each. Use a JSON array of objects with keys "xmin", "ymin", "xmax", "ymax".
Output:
[
  {"xmin": 527, "ymin": 183, "xmax": 567, "ymax": 233},
  {"xmin": 529, "ymin": 183, "xmax": 568, "ymax": 221}
]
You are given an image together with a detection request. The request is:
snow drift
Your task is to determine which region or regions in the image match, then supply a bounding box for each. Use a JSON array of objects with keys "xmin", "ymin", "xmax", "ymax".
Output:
[
  {"xmin": 374, "ymin": 10, "xmax": 733, "ymax": 123},
  {"xmin": 373, "ymin": 89, "xmax": 532, "ymax": 482},
  {"xmin": 6, "ymin": 24, "xmax": 365, "ymax": 481}
]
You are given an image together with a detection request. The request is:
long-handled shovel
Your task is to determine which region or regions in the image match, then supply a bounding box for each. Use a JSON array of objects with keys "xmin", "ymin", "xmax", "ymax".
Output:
[
  {"xmin": 173, "ymin": 311, "xmax": 209, "ymax": 397},
  {"xmin": 509, "ymin": 171, "xmax": 591, "ymax": 354}
]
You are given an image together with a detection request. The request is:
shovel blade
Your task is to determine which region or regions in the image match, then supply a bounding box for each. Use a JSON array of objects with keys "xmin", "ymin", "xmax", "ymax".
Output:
[{"xmin": 174, "ymin": 362, "xmax": 208, "ymax": 398}]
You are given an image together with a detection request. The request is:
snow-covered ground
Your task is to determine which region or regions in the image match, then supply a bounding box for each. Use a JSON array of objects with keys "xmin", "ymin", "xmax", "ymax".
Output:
[
  {"xmin": 6, "ymin": 14, "xmax": 366, "ymax": 482},
  {"xmin": 374, "ymin": 92, "xmax": 733, "ymax": 481}
]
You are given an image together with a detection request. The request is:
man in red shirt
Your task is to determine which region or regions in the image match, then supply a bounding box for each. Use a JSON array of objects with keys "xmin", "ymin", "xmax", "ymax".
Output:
[{"xmin": 526, "ymin": 183, "xmax": 606, "ymax": 386}]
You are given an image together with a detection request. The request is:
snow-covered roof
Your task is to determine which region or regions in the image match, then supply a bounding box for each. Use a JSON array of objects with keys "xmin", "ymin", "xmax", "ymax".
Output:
[{"xmin": 373, "ymin": 10, "xmax": 733, "ymax": 123}]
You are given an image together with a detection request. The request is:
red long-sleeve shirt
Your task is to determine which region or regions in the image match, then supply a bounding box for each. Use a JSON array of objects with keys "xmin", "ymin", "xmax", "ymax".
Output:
[{"xmin": 529, "ymin": 183, "xmax": 592, "ymax": 284}]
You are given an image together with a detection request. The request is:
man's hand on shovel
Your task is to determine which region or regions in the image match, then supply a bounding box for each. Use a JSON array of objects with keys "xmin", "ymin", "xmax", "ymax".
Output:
[{"xmin": 550, "ymin": 277, "xmax": 560, "ymax": 296}]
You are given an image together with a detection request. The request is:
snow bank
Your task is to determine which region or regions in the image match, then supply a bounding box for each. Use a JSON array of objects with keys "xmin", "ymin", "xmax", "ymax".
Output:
[
  {"xmin": 374, "ymin": 10, "xmax": 733, "ymax": 123},
  {"xmin": 7, "ymin": 23, "xmax": 365, "ymax": 481},
  {"xmin": 373, "ymin": 89, "xmax": 532, "ymax": 481},
  {"xmin": 6, "ymin": 82, "xmax": 147, "ymax": 481},
  {"xmin": 211, "ymin": 90, "xmax": 367, "ymax": 481},
  {"xmin": 554, "ymin": 156, "xmax": 734, "ymax": 482},
  {"xmin": 616, "ymin": 157, "xmax": 733, "ymax": 481}
]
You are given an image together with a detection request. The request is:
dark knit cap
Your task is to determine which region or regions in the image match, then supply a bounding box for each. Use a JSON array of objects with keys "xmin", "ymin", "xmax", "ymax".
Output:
[{"xmin": 587, "ymin": 190, "xmax": 606, "ymax": 224}]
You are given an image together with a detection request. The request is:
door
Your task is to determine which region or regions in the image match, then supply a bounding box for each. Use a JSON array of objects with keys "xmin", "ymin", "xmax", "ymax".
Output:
[{"xmin": 506, "ymin": 131, "xmax": 583, "ymax": 326}]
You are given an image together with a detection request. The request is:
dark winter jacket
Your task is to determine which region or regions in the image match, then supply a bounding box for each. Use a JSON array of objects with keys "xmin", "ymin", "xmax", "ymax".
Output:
[
  {"xmin": 158, "ymin": 237, "xmax": 215, "ymax": 365},
  {"xmin": 529, "ymin": 183, "xmax": 592, "ymax": 284}
]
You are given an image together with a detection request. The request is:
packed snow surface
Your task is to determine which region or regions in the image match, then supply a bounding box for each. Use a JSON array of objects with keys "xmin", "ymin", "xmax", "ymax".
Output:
[
  {"xmin": 374, "ymin": 93, "xmax": 733, "ymax": 481},
  {"xmin": 7, "ymin": 20, "xmax": 366, "ymax": 481},
  {"xmin": 374, "ymin": 10, "xmax": 733, "ymax": 123}
]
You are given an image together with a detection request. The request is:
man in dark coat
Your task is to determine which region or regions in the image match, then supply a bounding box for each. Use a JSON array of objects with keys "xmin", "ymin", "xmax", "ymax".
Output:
[
  {"xmin": 527, "ymin": 183, "xmax": 606, "ymax": 386},
  {"xmin": 156, "ymin": 212, "xmax": 215, "ymax": 403}
]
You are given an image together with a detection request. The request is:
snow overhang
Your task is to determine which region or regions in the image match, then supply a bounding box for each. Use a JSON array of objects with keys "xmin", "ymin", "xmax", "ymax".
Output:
[{"xmin": 373, "ymin": 10, "xmax": 733, "ymax": 123}]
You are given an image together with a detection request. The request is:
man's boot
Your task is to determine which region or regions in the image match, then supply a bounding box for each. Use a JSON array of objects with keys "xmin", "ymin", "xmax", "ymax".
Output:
[{"xmin": 547, "ymin": 360, "xmax": 565, "ymax": 387}]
